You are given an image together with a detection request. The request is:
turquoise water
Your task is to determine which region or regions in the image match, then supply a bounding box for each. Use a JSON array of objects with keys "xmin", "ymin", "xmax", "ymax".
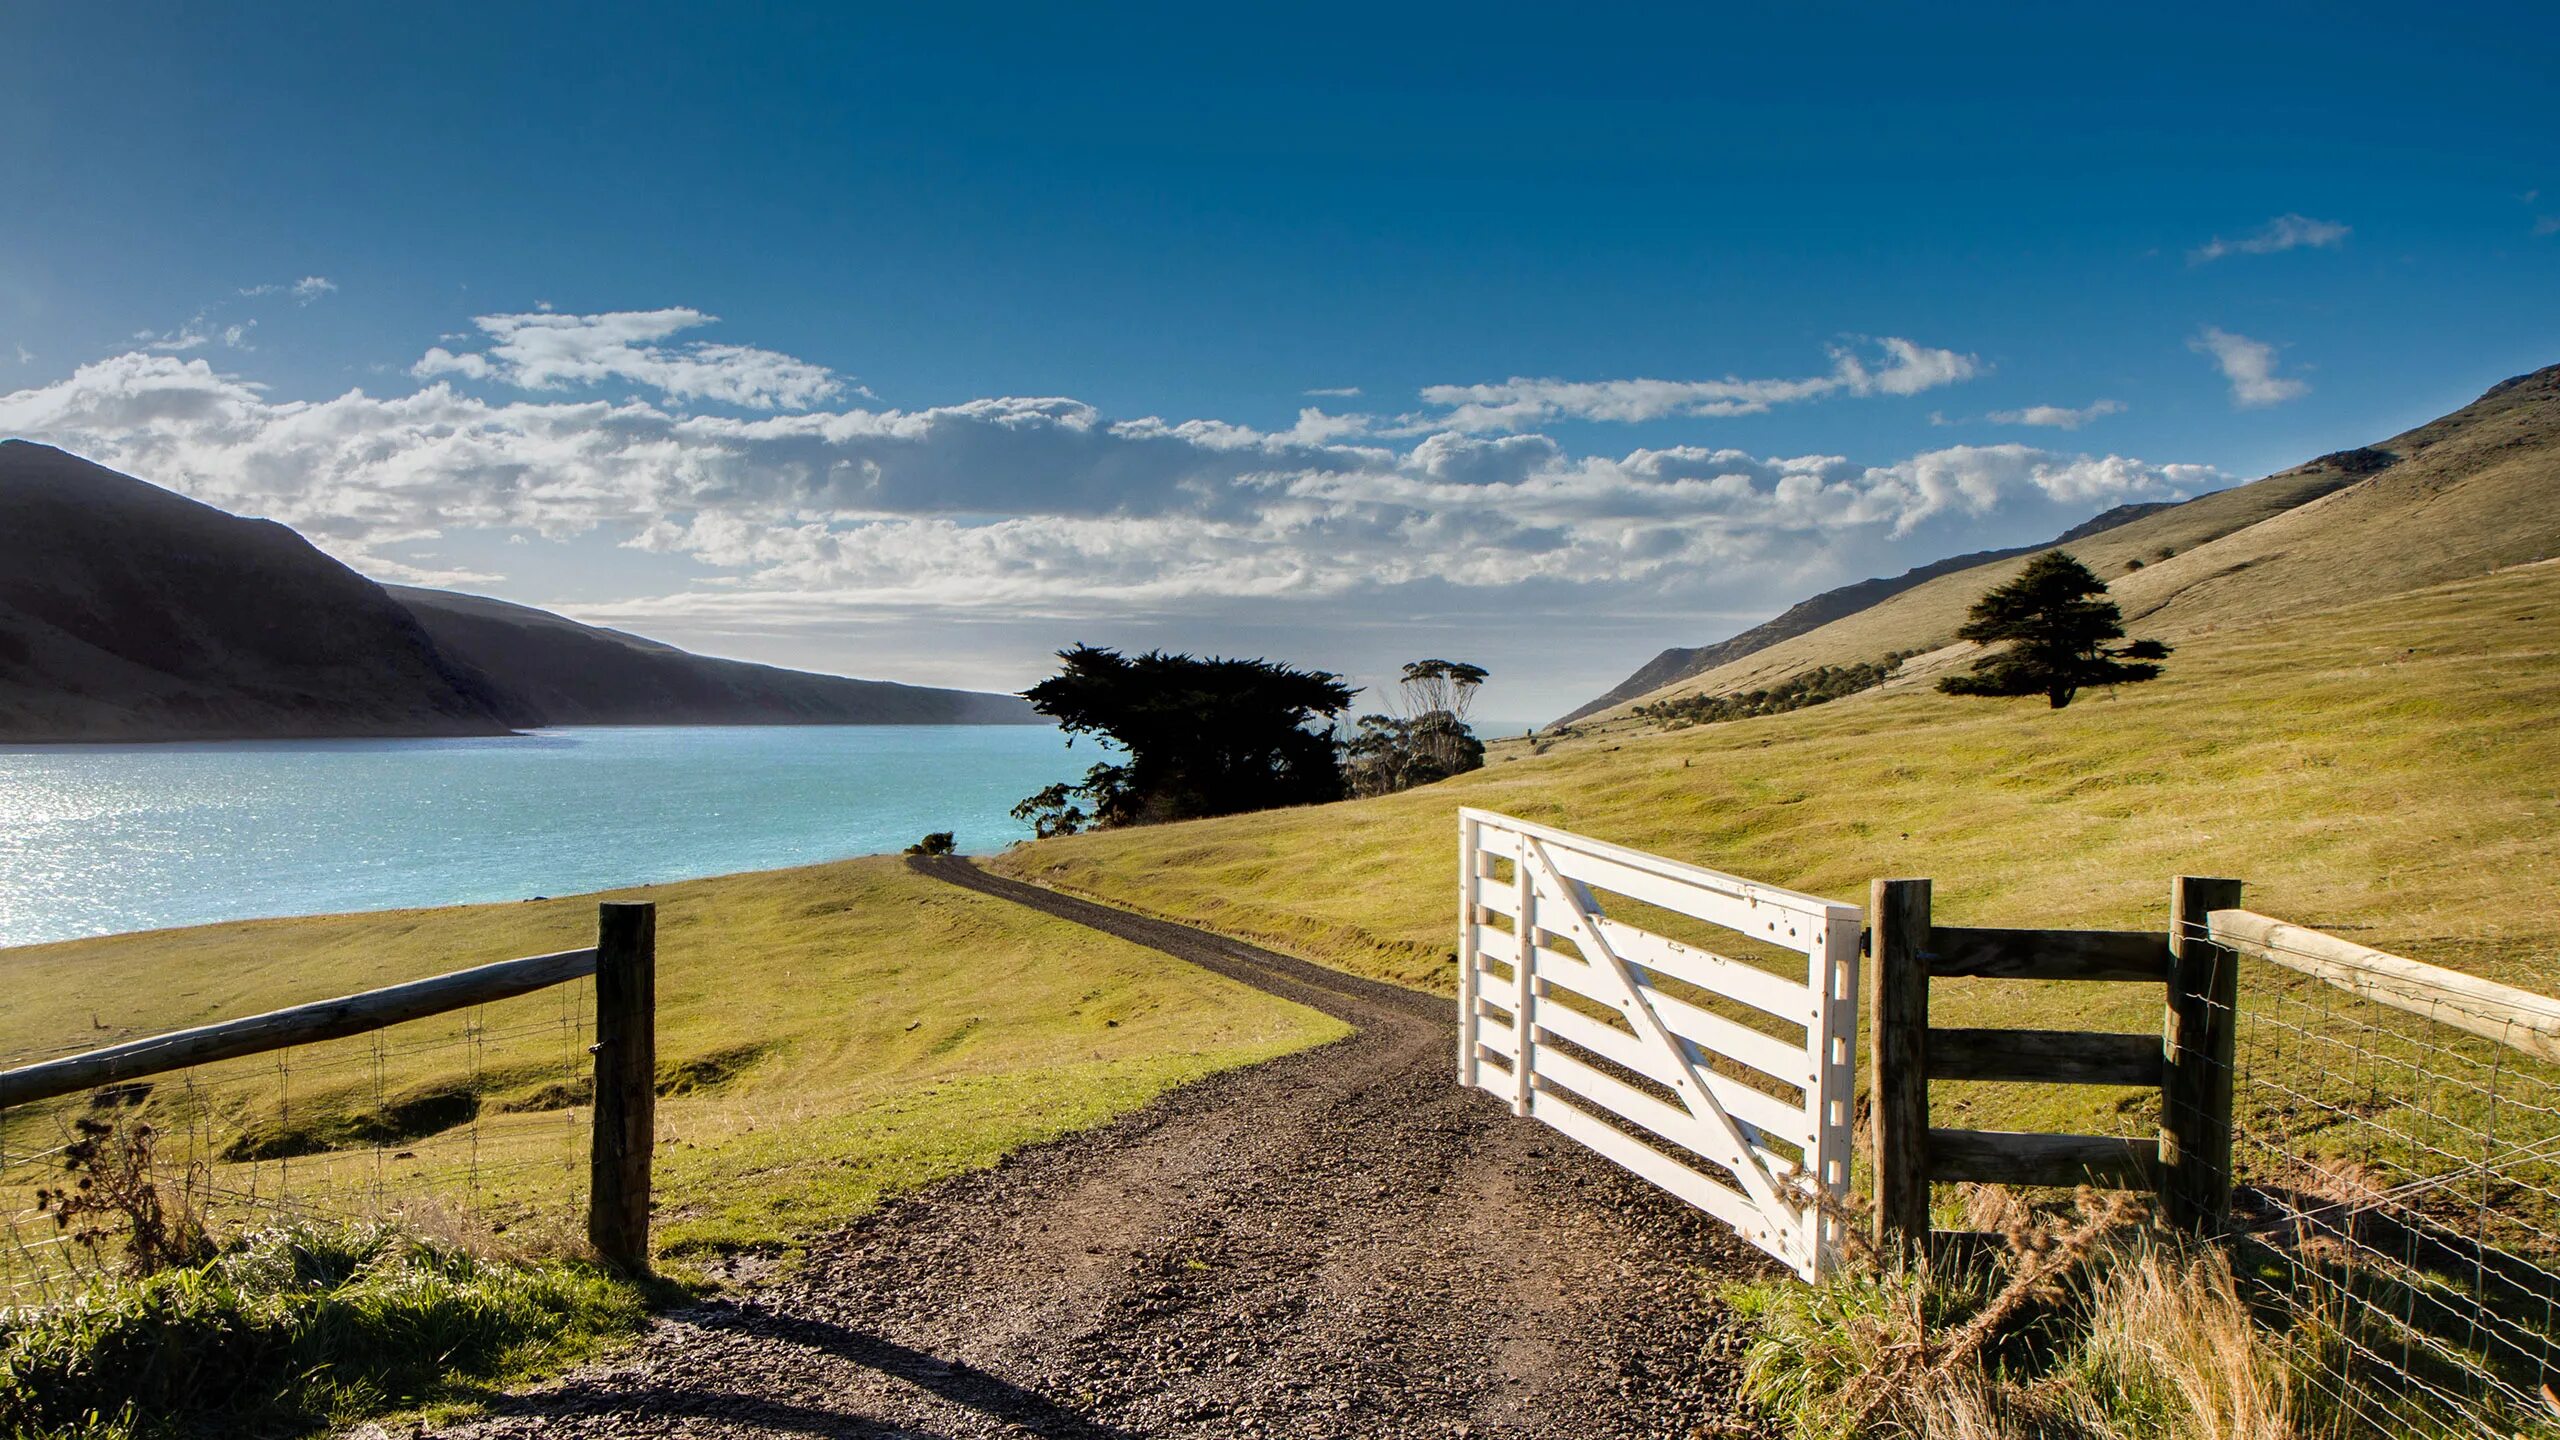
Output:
[{"xmin": 0, "ymin": 726, "xmax": 1083, "ymax": 948}]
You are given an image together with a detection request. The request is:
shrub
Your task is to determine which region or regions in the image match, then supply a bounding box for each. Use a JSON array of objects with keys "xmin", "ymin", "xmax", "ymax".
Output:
[
  {"xmin": 904, "ymin": 831, "xmax": 957, "ymax": 856},
  {"xmin": 0, "ymin": 1222, "xmax": 649, "ymax": 1438}
]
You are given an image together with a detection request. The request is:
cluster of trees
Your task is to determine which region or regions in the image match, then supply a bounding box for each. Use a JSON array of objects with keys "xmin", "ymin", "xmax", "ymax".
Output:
[
  {"xmin": 1011, "ymin": 648, "xmax": 1487, "ymax": 837},
  {"xmin": 1631, "ymin": 654, "xmax": 1916, "ymax": 730},
  {"xmin": 1341, "ymin": 659, "xmax": 1488, "ymax": 798}
]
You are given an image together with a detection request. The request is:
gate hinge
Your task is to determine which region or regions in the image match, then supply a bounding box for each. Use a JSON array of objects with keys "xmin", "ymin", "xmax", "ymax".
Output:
[{"xmin": 1858, "ymin": 926, "xmax": 1873, "ymax": 958}]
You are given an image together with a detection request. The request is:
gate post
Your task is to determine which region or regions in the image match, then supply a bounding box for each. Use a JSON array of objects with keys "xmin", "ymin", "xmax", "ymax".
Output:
[
  {"xmin": 1457, "ymin": 813, "xmax": 1481, "ymax": 1089},
  {"xmin": 589, "ymin": 901, "xmax": 656, "ymax": 1272},
  {"xmin": 1511, "ymin": 834, "xmax": 1536, "ymax": 1118},
  {"xmin": 1870, "ymin": 878, "xmax": 1932, "ymax": 1258},
  {"xmin": 2162, "ymin": 876, "xmax": 2242, "ymax": 1234}
]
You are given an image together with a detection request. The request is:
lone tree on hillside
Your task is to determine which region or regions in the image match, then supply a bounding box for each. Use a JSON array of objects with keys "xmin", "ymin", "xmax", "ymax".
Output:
[
  {"xmin": 1341, "ymin": 659, "xmax": 1490, "ymax": 798},
  {"xmin": 1937, "ymin": 551, "xmax": 2170, "ymax": 710},
  {"xmin": 1012, "ymin": 646, "xmax": 1357, "ymax": 836}
]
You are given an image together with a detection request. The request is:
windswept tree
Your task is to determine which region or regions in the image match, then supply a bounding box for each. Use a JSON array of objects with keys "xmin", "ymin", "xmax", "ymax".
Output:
[
  {"xmin": 1341, "ymin": 659, "xmax": 1489, "ymax": 798},
  {"xmin": 1938, "ymin": 551, "xmax": 2170, "ymax": 710},
  {"xmin": 1012, "ymin": 646, "xmax": 1356, "ymax": 835}
]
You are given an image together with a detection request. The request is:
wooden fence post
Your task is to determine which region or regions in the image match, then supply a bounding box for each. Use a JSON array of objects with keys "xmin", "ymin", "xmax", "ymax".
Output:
[
  {"xmin": 1871, "ymin": 878, "xmax": 1933, "ymax": 1257},
  {"xmin": 2162, "ymin": 876, "xmax": 2242, "ymax": 1234},
  {"xmin": 589, "ymin": 901, "xmax": 656, "ymax": 1271}
]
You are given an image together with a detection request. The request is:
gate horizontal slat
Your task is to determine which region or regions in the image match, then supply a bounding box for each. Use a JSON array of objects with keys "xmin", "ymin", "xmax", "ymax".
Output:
[
  {"xmin": 1523, "ymin": 946, "xmax": 1813, "ymax": 1089},
  {"xmin": 1526, "ymin": 1090, "xmax": 1789, "ymax": 1260},
  {"xmin": 1526, "ymin": 1040, "xmax": 1804, "ymax": 1179},
  {"xmin": 1588, "ymin": 915, "xmax": 1809, "ymax": 1026},
  {"xmin": 1482, "ymin": 920, "xmax": 1811, "ymax": 1063},
  {"xmin": 1528, "ymin": 1000, "xmax": 1812, "ymax": 1147}
]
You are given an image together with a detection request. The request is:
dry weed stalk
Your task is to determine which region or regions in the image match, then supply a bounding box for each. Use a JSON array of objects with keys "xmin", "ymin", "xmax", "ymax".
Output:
[{"xmin": 1836, "ymin": 1186, "xmax": 2146, "ymax": 1437}]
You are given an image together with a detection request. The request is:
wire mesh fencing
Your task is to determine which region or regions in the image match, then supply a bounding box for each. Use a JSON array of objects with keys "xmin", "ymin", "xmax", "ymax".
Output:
[
  {"xmin": 0, "ymin": 978, "xmax": 594, "ymax": 1309},
  {"xmin": 2204, "ymin": 916, "xmax": 2560, "ymax": 1439}
]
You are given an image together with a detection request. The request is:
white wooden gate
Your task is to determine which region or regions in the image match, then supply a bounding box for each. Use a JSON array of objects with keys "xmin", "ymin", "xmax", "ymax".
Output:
[{"xmin": 1457, "ymin": 808, "xmax": 1861, "ymax": 1279}]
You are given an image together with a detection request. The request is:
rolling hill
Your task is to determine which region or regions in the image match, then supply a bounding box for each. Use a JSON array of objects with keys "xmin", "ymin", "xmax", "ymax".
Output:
[
  {"xmin": 1561, "ymin": 362, "xmax": 2560, "ymax": 728},
  {"xmin": 0, "ymin": 442, "xmax": 1036, "ymax": 741},
  {"xmin": 389, "ymin": 586, "xmax": 1035, "ymax": 728},
  {"xmin": 1554, "ymin": 502, "xmax": 2177, "ymax": 724}
]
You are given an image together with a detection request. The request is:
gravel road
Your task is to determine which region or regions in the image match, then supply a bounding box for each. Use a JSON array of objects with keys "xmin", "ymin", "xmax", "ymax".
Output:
[{"xmin": 424, "ymin": 857, "xmax": 1773, "ymax": 1439}]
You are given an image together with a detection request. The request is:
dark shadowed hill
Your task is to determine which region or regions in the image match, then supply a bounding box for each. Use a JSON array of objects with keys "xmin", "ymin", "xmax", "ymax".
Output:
[
  {"xmin": 1553, "ymin": 502, "xmax": 2175, "ymax": 724},
  {"xmin": 387, "ymin": 587, "xmax": 1037, "ymax": 727},
  {"xmin": 0, "ymin": 443, "xmax": 1035, "ymax": 741},
  {"xmin": 0, "ymin": 441, "xmax": 520, "ymax": 742}
]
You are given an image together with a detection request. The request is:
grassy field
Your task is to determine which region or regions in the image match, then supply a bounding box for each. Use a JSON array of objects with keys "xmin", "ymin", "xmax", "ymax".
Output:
[
  {"xmin": 997, "ymin": 560, "xmax": 2560, "ymax": 1139},
  {"xmin": 1572, "ymin": 364, "xmax": 2559, "ymax": 729},
  {"xmin": 0, "ymin": 855, "xmax": 1348, "ymax": 1274}
]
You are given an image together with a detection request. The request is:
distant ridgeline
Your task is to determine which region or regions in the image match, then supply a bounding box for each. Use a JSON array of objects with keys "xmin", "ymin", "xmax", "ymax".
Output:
[
  {"xmin": 1561, "ymin": 361, "xmax": 2560, "ymax": 731},
  {"xmin": 0, "ymin": 442, "xmax": 1039, "ymax": 742}
]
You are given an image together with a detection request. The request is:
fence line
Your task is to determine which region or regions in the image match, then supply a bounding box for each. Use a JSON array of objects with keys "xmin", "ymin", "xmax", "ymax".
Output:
[
  {"xmin": 2200, "ymin": 910, "xmax": 2560, "ymax": 1439},
  {"xmin": 0, "ymin": 902, "xmax": 653, "ymax": 1307}
]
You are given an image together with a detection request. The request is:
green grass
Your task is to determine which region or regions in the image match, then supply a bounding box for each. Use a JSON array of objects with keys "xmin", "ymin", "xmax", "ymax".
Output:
[
  {"xmin": 0, "ymin": 856, "xmax": 1349, "ymax": 1272},
  {"xmin": 997, "ymin": 562, "xmax": 2560, "ymax": 1143},
  {"xmin": 0, "ymin": 1221, "xmax": 653, "ymax": 1439},
  {"xmin": 1577, "ymin": 369, "xmax": 2559, "ymax": 727}
]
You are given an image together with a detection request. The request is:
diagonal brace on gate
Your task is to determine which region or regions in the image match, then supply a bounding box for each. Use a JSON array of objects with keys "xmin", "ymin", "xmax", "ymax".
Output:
[{"xmin": 1519, "ymin": 837, "xmax": 1810, "ymax": 1273}]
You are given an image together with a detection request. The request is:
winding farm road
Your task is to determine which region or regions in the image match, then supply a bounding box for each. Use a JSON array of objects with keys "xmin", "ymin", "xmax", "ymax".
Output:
[{"xmin": 427, "ymin": 857, "xmax": 1771, "ymax": 1439}]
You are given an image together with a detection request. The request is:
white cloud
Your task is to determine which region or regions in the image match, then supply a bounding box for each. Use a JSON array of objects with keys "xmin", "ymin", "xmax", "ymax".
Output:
[
  {"xmin": 241, "ymin": 276, "xmax": 338, "ymax": 304},
  {"xmin": 1304, "ymin": 385, "xmax": 1362, "ymax": 397},
  {"xmin": 2189, "ymin": 214, "xmax": 2351, "ymax": 264},
  {"xmin": 1985, "ymin": 399, "xmax": 2126, "ymax": 429},
  {"xmin": 135, "ymin": 316, "xmax": 211, "ymax": 351},
  {"xmin": 2534, "ymin": 216, "xmax": 2560, "ymax": 238},
  {"xmin": 1409, "ymin": 336, "xmax": 1980, "ymax": 432},
  {"xmin": 0, "ymin": 349, "xmax": 2215, "ymax": 615},
  {"xmin": 412, "ymin": 308, "xmax": 843, "ymax": 410},
  {"xmin": 2189, "ymin": 327, "xmax": 2309, "ymax": 407},
  {"xmin": 11, "ymin": 346, "xmax": 29, "ymax": 365}
]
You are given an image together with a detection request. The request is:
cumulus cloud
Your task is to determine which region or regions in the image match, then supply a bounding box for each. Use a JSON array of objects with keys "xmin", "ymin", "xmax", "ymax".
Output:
[
  {"xmin": 0, "ymin": 348, "xmax": 2214, "ymax": 616},
  {"xmin": 1409, "ymin": 336, "xmax": 1980, "ymax": 432},
  {"xmin": 1304, "ymin": 385, "xmax": 1362, "ymax": 397},
  {"xmin": 2189, "ymin": 327, "xmax": 2309, "ymax": 407},
  {"xmin": 1985, "ymin": 399, "xmax": 2126, "ymax": 429},
  {"xmin": 2190, "ymin": 214, "xmax": 2351, "ymax": 263},
  {"xmin": 412, "ymin": 307, "xmax": 844, "ymax": 410}
]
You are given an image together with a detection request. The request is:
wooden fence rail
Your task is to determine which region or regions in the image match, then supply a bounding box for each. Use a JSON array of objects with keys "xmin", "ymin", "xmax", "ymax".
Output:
[
  {"xmin": 1869, "ymin": 876, "xmax": 2241, "ymax": 1256},
  {"xmin": 0, "ymin": 902, "xmax": 657, "ymax": 1272},
  {"xmin": 2207, "ymin": 908, "xmax": 2560, "ymax": 1063}
]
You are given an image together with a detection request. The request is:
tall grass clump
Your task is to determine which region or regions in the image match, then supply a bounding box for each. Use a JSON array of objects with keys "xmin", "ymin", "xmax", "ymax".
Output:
[
  {"xmin": 1728, "ymin": 1189, "xmax": 2307, "ymax": 1440},
  {"xmin": 0, "ymin": 1221, "xmax": 649, "ymax": 1438}
]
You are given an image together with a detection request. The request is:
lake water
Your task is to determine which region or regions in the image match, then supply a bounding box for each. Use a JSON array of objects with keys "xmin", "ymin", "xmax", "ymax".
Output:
[{"xmin": 0, "ymin": 726, "xmax": 1083, "ymax": 949}]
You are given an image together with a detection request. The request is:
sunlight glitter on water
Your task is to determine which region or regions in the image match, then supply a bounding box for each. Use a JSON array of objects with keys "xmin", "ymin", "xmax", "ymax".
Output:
[{"xmin": 0, "ymin": 725, "xmax": 1081, "ymax": 948}]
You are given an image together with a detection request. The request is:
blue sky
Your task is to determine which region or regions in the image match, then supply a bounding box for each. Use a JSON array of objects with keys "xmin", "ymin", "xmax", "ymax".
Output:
[{"xmin": 3, "ymin": 3, "xmax": 2555, "ymax": 719}]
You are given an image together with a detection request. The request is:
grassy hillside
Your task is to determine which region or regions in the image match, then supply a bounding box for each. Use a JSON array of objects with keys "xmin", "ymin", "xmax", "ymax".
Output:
[
  {"xmin": 996, "ymin": 560, "xmax": 2560, "ymax": 1135},
  {"xmin": 1571, "ymin": 362, "xmax": 2559, "ymax": 728},
  {"xmin": 0, "ymin": 857, "xmax": 1346, "ymax": 1268}
]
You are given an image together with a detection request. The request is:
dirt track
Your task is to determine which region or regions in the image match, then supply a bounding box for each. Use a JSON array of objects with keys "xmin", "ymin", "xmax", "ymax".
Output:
[{"xmin": 426, "ymin": 857, "xmax": 1771, "ymax": 1439}]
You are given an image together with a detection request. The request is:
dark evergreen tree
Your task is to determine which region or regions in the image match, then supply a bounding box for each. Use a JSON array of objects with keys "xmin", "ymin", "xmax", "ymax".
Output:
[
  {"xmin": 1937, "ymin": 551, "xmax": 2170, "ymax": 709},
  {"xmin": 1012, "ymin": 646, "xmax": 1356, "ymax": 834}
]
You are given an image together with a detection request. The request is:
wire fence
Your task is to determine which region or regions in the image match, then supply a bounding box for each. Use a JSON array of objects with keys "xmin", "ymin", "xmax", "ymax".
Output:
[
  {"xmin": 0, "ymin": 978, "xmax": 594, "ymax": 1308},
  {"xmin": 2197, "ymin": 916, "xmax": 2560, "ymax": 1439}
]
